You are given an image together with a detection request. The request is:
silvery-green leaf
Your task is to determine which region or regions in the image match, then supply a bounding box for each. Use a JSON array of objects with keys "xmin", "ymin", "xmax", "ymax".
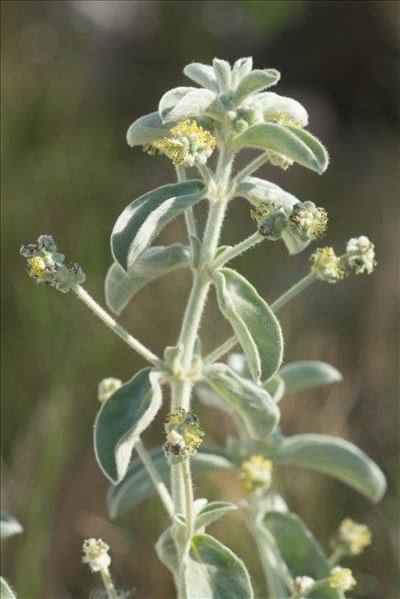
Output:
[
  {"xmin": 196, "ymin": 382, "xmax": 232, "ymax": 414},
  {"xmin": 264, "ymin": 512, "xmax": 341, "ymax": 599},
  {"xmin": 183, "ymin": 63, "xmax": 219, "ymax": 93},
  {"xmin": 108, "ymin": 447, "xmax": 234, "ymax": 518},
  {"xmin": 227, "ymin": 352, "xmax": 251, "ymax": 378},
  {"xmin": 252, "ymin": 91, "xmax": 309, "ymax": 127},
  {"xmin": 94, "ymin": 369, "xmax": 162, "ymax": 484},
  {"xmin": 162, "ymin": 88, "xmax": 218, "ymax": 123},
  {"xmin": 269, "ymin": 434, "xmax": 386, "ymax": 502},
  {"xmin": 279, "ymin": 361, "xmax": 342, "ymax": 394},
  {"xmin": 281, "ymin": 228, "xmax": 310, "ymax": 255},
  {"xmin": 236, "ymin": 176, "xmax": 299, "ymax": 214},
  {"xmin": 111, "ymin": 180, "xmax": 206, "ymax": 271},
  {"xmin": 195, "ymin": 501, "xmax": 237, "ymax": 531},
  {"xmin": 126, "ymin": 112, "xmax": 171, "ymax": 147},
  {"xmin": 263, "ymin": 375, "xmax": 285, "ymax": 403},
  {"xmin": 0, "ymin": 513, "xmax": 23, "ymax": 539},
  {"xmin": 159, "ymin": 86, "xmax": 198, "ymax": 122},
  {"xmin": 185, "ymin": 534, "xmax": 254, "ymax": 599},
  {"xmin": 231, "ymin": 57, "xmax": 253, "ymax": 88},
  {"xmin": 205, "ymin": 364, "xmax": 280, "ymax": 441},
  {"xmin": 155, "ymin": 527, "xmax": 179, "ymax": 579},
  {"xmin": 212, "ymin": 268, "xmax": 284, "ymax": 382},
  {"xmin": 233, "ymin": 123, "xmax": 329, "ymax": 174},
  {"xmin": 234, "ymin": 69, "xmax": 281, "ymax": 105},
  {"xmin": 105, "ymin": 244, "xmax": 190, "ymax": 315},
  {"xmin": 0, "ymin": 578, "xmax": 16, "ymax": 599},
  {"xmin": 212, "ymin": 58, "xmax": 232, "ymax": 92}
]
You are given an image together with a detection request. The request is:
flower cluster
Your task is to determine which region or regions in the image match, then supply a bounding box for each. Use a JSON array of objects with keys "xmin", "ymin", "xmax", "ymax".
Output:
[
  {"xmin": 289, "ymin": 201, "xmax": 328, "ymax": 241},
  {"xmin": 335, "ymin": 518, "xmax": 372, "ymax": 556},
  {"xmin": 251, "ymin": 203, "xmax": 289, "ymax": 240},
  {"xmin": 309, "ymin": 247, "xmax": 347, "ymax": 283},
  {"xmin": 292, "ymin": 575, "xmax": 315, "ymax": 595},
  {"xmin": 98, "ymin": 377, "xmax": 122, "ymax": 402},
  {"xmin": 148, "ymin": 119, "xmax": 216, "ymax": 167},
  {"xmin": 346, "ymin": 236, "xmax": 376, "ymax": 275},
  {"xmin": 239, "ymin": 455, "xmax": 273, "ymax": 494},
  {"xmin": 329, "ymin": 567, "xmax": 356, "ymax": 592},
  {"xmin": 20, "ymin": 235, "xmax": 85, "ymax": 293},
  {"xmin": 82, "ymin": 538, "xmax": 111, "ymax": 573},
  {"xmin": 163, "ymin": 408, "xmax": 204, "ymax": 464}
]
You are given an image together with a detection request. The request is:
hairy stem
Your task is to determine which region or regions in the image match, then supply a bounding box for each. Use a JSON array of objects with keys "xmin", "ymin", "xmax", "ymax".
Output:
[
  {"xmin": 211, "ymin": 231, "xmax": 264, "ymax": 270},
  {"xmin": 328, "ymin": 545, "xmax": 347, "ymax": 566},
  {"xmin": 176, "ymin": 165, "xmax": 198, "ymax": 244},
  {"xmin": 100, "ymin": 567, "xmax": 118, "ymax": 599},
  {"xmin": 233, "ymin": 151, "xmax": 270, "ymax": 186},
  {"xmin": 182, "ymin": 460, "xmax": 194, "ymax": 541},
  {"xmin": 72, "ymin": 285, "xmax": 164, "ymax": 369},
  {"xmin": 136, "ymin": 440, "xmax": 174, "ymax": 518}
]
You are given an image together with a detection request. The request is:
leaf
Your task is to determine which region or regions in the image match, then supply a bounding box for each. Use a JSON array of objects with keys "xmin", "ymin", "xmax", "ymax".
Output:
[
  {"xmin": 280, "ymin": 228, "xmax": 310, "ymax": 255},
  {"xmin": 160, "ymin": 87, "xmax": 218, "ymax": 123},
  {"xmin": 279, "ymin": 361, "xmax": 342, "ymax": 394},
  {"xmin": 233, "ymin": 123, "xmax": 329, "ymax": 174},
  {"xmin": 205, "ymin": 364, "xmax": 280, "ymax": 441},
  {"xmin": 105, "ymin": 244, "xmax": 190, "ymax": 315},
  {"xmin": 212, "ymin": 268, "xmax": 283, "ymax": 382},
  {"xmin": 108, "ymin": 447, "xmax": 234, "ymax": 518},
  {"xmin": 111, "ymin": 180, "xmax": 206, "ymax": 271},
  {"xmin": 185, "ymin": 534, "xmax": 254, "ymax": 599},
  {"xmin": 0, "ymin": 513, "xmax": 23, "ymax": 539},
  {"xmin": 94, "ymin": 368, "xmax": 162, "ymax": 484},
  {"xmin": 234, "ymin": 69, "xmax": 280, "ymax": 104},
  {"xmin": 231, "ymin": 57, "xmax": 253, "ymax": 88},
  {"xmin": 195, "ymin": 501, "xmax": 237, "ymax": 531},
  {"xmin": 270, "ymin": 434, "xmax": 386, "ymax": 502},
  {"xmin": 253, "ymin": 91, "xmax": 309, "ymax": 127},
  {"xmin": 212, "ymin": 58, "xmax": 232, "ymax": 92},
  {"xmin": 237, "ymin": 176, "xmax": 299, "ymax": 213},
  {"xmin": 264, "ymin": 512, "xmax": 341, "ymax": 599},
  {"xmin": 263, "ymin": 375, "xmax": 285, "ymax": 403},
  {"xmin": 0, "ymin": 578, "xmax": 16, "ymax": 599},
  {"xmin": 126, "ymin": 111, "xmax": 171, "ymax": 147},
  {"xmin": 183, "ymin": 63, "xmax": 219, "ymax": 93},
  {"xmin": 155, "ymin": 527, "xmax": 179, "ymax": 577}
]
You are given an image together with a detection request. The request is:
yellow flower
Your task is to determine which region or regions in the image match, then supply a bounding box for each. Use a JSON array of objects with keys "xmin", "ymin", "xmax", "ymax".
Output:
[
  {"xmin": 239, "ymin": 455, "xmax": 273, "ymax": 494},
  {"xmin": 28, "ymin": 256, "xmax": 47, "ymax": 279},
  {"xmin": 329, "ymin": 567, "xmax": 356, "ymax": 592},
  {"xmin": 150, "ymin": 119, "xmax": 216, "ymax": 167},
  {"xmin": 338, "ymin": 518, "xmax": 372, "ymax": 555},
  {"xmin": 309, "ymin": 247, "xmax": 347, "ymax": 283}
]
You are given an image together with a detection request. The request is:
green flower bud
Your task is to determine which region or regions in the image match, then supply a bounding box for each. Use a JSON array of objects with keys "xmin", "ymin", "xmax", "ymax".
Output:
[
  {"xmin": 163, "ymin": 408, "xmax": 204, "ymax": 464},
  {"xmin": 251, "ymin": 202, "xmax": 289, "ymax": 240},
  {"xmin": 20, "ymin": 235, "xmax": 85, "ymax": 293}
]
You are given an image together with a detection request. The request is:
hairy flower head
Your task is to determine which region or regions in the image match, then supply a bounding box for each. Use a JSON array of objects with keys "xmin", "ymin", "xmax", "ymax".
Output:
[
  {"xmin": 329, "ymin": 567, "xmax": 356, "ymax": 592},
  {"xmin": 163, "ymin": 408, "xmax": 204, "ymax": 464},
  {"xmin": 82, "ymin": 538, "xmax": 111, "ymax": 573},
  {"xmin": 20, "ymin": 235, "xmax": 85, "ymax": 293},
  {"xmin": 336, "ymin": 518, "xmax": 372, "ymax": 556},
  {"xmin": 251, "ymin": 202, "xmax": 289, "ymax": 240},
  {"xmin": 239, "ymin": 455, "xmax": 273, "ymax": 494},
  {"xmin": 293, "ymin": 576, "xmax": 315, "ymax": 594},
  {"xmin": 346, "ymin": 236, "xmax": 376, "ymax": 275},
  {"xmin": 290, "ymin": 201, "xmax": 328, "ymax": 242},
  {"xmin": 150, "ymin": 119, "xmax": 216, "ymax": 167},
  {"xmin": 98, "ymin": 377, "xmax": 122, "ymax": 402},
  {"xmin": 309, "ymin": 247, "xmax": 347, "ymax": 283}
]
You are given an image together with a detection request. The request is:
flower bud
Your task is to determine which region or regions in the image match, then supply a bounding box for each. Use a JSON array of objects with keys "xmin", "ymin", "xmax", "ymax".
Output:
[
  {"xmin": 345, "ymin": 236, "xmax": 376, "ymax": 275},
  {"xmin": 98, "ymin": 377, "xmax": 122, "ymax": 402},
  {"xmin": 163, "ymin": 408, "xmax": 204, "ymax": 464},
  {"xmin": 329, "ymin": 567, "xmax": 356, "ymax": 592},
  {"xmin": 289, "ymin": 201, "xmax": 328, "ymax": 241},
  {"xmin": 239, "ymin": 455, "xmax": 273, "ymax": 494},
  {"xmin": 251, "ymin": 202, "xmax": 289, "ymax": 240},
  {"xmin": 20, "ymin": 235, "xmax": 85, "ymax": 293},
  {"xmin": 82, "ymin": 538, "xmax": 111, "ymax": 573},
  {"xmin": 266, "ymin": 150, "xmax": 293, "ymax": 170},
  {"xmin": 309, "ymin": 247, "xmax": 346, "ymax": 283},
  {"xmin": 150, "ymin": 119, "xmax": 216, "ymax": 167},
  {"xmin": 335, "ymin": 518, "xmax": 372, "ymax": 556}
]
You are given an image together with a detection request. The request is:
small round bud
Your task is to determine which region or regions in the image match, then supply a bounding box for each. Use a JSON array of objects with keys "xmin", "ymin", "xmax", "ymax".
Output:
[
  {"xmin": 150, "ymin": 119, "xmax": 216, "ymax": 167},
  {"xmin": 239, "ymin": 455, "xmax": 273, "ymax": 494},
  {"xmin": 289, "ymin": 201, "xmax": 328, "ymax": 241},
  {"xmin": 163, "ymin": 408, "xmax": 204, "ymax": 464},
  {"xmin": 266, "ymin": 150, "xmax": 293, "ymax": 170},
  {"xmin": 82, "ymin": 538, "xmax": 111, "ymax": 573},
  {"xmin": 309, "ymin": 247, "xmax": 347, "ymax": 283},
  {"xmin": 329, "ymin": 567, "xmax": 356, "ymax": 592},
  {"xmin": 293, "ymin": 576, "xmax": 315, "ymax": 594},
  {"xmin": 98, "ymin": 377, "xmax": 122, "ymax": 402},
  {"xmin": 346, "ymin": 236, "xmax": 376, "ymax": 275},
  {"xmin": 335, "ymin": 518, "xmax": 372, "ymax": 556}
]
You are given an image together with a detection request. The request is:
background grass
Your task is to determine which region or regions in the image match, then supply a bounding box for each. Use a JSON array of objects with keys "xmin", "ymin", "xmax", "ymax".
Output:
[{"xmin": 1, "ymin": 1, "xmax": 399, "ymax": 597}]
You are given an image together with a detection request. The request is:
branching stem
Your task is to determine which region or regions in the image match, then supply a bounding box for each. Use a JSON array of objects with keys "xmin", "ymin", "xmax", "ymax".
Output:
[{"xmin": 136, "ymin": 440, "xmax": 174, "ymax": 518}]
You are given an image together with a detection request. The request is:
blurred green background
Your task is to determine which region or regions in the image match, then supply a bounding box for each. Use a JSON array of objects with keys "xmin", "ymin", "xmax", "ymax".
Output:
[{"xmin": 1, "ymin": 1, "xmax": 399, "ymax": 598}]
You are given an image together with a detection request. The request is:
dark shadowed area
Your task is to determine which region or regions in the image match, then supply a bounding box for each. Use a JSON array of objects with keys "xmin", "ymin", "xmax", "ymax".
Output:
[{"xmin": 1, "ymin": 1, "xmax": 399, "ymax": 598}]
